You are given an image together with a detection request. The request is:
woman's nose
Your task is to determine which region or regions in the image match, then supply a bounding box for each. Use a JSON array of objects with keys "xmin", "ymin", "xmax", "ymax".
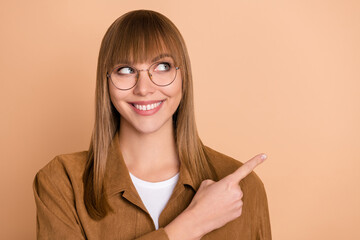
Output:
[{"xmin": 133, "ymin": 70, "xmax": 155, "ymax": 96}]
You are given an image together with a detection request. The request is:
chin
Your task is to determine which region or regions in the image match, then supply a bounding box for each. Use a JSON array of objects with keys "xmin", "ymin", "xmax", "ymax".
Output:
[
  {"xmin": 131, "ymin": 118, "xmax": 171, "ymax": 135},
  {"xmin": 133, "ymin": 124, "xmax": 160, "ymax": 134}
]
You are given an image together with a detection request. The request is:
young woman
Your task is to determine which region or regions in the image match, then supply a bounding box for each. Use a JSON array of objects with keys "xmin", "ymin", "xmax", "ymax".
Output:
[{"xmin": 33, "ymin": 10, "xmax": 271, "ymax": 240}]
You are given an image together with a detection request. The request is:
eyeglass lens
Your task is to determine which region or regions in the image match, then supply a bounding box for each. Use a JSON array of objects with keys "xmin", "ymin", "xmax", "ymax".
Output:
[{"xmin": 110, "ymin": 61, "xmax": 178, "ymax": 90}]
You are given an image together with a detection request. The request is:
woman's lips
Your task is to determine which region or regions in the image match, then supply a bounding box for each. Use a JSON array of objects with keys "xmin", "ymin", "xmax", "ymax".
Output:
[{"xmin": 128, "ymin": 100, "xmax": 165, "ymax": 116}]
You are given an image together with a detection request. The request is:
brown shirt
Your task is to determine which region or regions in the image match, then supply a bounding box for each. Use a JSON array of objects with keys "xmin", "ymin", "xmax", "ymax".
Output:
[{"xmin": 33, "ymin": 131, "xmax": 271, "ymax": 240}]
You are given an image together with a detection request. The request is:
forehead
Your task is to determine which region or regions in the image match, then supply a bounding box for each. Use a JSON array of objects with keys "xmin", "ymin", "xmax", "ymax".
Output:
[
  {"xmin": 151, "ymin": 53, "xmax": 174, "ymax": 62},
  {"xmin": 126, "ymin": 53, "xmax": 176, "ymax": 66},
  {"xmin": 107, "ymin": 34, "xmax": 181, "ymax": 68},
  {"xmin": 110, "ymin": 54, "xmax": 176, "ymax": 71},
  {"xmin": 112, "ymin": 51, "xmax": 179, "ymax": 68}
]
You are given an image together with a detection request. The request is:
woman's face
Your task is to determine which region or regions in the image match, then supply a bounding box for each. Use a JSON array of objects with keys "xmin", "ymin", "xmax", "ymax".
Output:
[{"xmin": 108, "ymin": 55, "xmax": 182, "ymax": 135}]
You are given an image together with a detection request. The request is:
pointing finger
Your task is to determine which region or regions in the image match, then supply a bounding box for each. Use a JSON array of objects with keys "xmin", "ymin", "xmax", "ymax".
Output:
[{"xmin": 228, "ymin": 153, "xmax": 267, "ymax": 183}]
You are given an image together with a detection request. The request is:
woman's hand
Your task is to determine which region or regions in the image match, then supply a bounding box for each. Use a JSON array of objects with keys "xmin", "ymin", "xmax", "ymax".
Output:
[{"xmin": 164, "ymin": 153, "xmax": 267, "ymax": 240}]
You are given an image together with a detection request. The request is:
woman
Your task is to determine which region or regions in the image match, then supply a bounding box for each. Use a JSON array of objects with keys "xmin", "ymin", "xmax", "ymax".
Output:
[{"xmin": 33, "ymin": 9, "xmax": 271, "ymax": 240}]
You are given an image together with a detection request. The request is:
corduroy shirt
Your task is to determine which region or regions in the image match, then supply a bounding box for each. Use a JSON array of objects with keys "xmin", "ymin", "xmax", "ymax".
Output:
[{"xmin": 33, "ymin": 131, "xmax": 271, "ymax": 240}]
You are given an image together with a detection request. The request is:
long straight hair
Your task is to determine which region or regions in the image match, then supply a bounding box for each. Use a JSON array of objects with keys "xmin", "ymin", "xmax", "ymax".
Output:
[{"xmin": 83, "ymin": 9, "xmax": 217, "ymax": 220}]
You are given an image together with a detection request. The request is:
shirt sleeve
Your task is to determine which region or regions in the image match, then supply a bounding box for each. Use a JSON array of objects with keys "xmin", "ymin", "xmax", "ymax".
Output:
[
  {"xmin": 33, "ymin": 168, "xmax": 85, "ymax": 240},
  {"xmin": 254, "ymin": 181, "xmax": 272, "ymax": 240},
  {"xmin": 133, "ymin": 228, "xmax": 170, "ymax": 240}
]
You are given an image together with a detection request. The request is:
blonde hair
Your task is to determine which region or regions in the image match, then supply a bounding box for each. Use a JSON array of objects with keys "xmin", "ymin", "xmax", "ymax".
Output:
[{"xmin": 83, "ymin": 9, "xmax": 217, "ymax": 220}]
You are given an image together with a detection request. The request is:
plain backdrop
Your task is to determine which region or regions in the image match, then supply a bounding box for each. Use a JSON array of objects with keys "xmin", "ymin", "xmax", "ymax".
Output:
[{"xmin": 1, "ymin": 0, "xmax": 359, "ymax": 239}]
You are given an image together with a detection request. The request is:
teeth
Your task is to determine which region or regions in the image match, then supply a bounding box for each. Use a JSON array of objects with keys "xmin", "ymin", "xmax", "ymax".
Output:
[{"xmin": 134, "ymin": 101, "xmax": 162, "ymax": 111}]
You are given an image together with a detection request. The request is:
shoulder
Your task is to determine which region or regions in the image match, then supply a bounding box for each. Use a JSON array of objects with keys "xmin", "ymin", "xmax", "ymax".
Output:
[
  {"xmin": 37, "ymin": 151, "xmax": 88, "ymax": 178},
  {"xmin": 203, "ymin": 145, "xmax": 265, "ymax": 191},
  {"xmin": 34, "ymin": 151, "xmax": 88, "ymax": 194},
  {"xmin": 33, "ymin": 151, "xmax": 89, "ymax": 237}
]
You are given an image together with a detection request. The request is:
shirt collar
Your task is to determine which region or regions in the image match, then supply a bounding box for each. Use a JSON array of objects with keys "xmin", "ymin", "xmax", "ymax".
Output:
[{"xmin": 104, "ymin": 130, "xmax": 198, "ymax": 197}]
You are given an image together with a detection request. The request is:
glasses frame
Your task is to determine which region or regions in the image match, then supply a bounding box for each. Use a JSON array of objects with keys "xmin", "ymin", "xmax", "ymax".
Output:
[{"xmin": 107, "ymin": 61, "xmax": 180, "ymax": 91}]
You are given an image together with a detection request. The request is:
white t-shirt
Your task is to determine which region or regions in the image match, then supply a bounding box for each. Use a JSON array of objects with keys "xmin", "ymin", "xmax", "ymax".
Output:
[{"xmin": 129, "ymin": 172, "xmax": 179, "ymax": 230}]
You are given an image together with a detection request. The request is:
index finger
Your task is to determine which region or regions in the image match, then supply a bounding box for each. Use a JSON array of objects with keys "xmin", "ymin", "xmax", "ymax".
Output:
[{"xmin": 228, "ymin": 153, "xmax": 267, "ymax": 183}]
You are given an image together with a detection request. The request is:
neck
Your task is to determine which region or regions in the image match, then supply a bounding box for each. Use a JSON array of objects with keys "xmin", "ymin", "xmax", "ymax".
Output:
[{"xmin": 118, "ymin": 118, "xmax": 180, "ymax": 177}]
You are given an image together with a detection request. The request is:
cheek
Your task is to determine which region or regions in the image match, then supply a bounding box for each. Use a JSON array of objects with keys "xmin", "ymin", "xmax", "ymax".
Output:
[
  {"xmin": 166, "ymin": 75, "xmax": 182, "ymax": 100},
  {"xmin": 108, "ymin": 84, "xmax": 129, "ymax": 113},
  {"xmin": 167, "ymin": 82, "xmax": 182, "ymax": 98},
  {"xmin": 163, "ymin": 82, "xmax": 182, "ymax": 112}
]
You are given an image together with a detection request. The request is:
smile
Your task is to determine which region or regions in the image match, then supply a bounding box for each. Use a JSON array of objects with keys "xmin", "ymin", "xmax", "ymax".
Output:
[
  {"xmin": 129, "ymin": 100, "xmax": 165, "ymax": 116},
  {"xmin": 133, "ymin": 101, "xmax": 162, "ymax": 111}
]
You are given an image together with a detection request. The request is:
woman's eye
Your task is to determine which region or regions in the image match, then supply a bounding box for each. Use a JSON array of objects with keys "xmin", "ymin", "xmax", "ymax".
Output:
[
  {"xmin": 116, "ymin": 67, "xmax": 135, "ymax": 75},
  {"xmin": 154, "ymin": 62, "xmax": 171, "ymax": 72}
]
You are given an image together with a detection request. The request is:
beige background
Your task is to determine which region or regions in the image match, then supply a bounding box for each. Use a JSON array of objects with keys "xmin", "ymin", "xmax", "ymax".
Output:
[{"xmin": 1, "ymin": 0, "xmax": 359, "ymax": 239}]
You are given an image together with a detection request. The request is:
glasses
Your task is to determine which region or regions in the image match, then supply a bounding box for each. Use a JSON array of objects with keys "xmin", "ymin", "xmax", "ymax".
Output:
[{"xmin": 107, "ymin": 61, "xmax": 180, "ymax": 90}]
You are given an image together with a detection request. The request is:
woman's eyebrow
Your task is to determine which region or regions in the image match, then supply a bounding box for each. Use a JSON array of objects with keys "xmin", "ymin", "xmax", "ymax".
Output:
[
  {"xmin": 151, "ymin": 53, "xmax": 174, "ymax": 62},
  {"xmin": 114, "ymin": 54, "xmax": 174, "ymax": 66}
]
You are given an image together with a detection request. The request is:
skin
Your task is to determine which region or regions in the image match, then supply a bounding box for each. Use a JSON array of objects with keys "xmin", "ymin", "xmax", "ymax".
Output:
[
  {"xmin": 108, "ymin": 54, "xmax": 268, "ymax": 239},
  {"xmin": 108, "ymin": 55, "xmax": 182, "ymax": 181},
  {"xmin": 164, "ymin": 153, "xmax": 267, "ymax": 240}
]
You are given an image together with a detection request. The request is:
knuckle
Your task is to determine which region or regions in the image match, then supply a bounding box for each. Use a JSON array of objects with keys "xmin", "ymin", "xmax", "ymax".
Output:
[
  {"xmin": 206, "ymin": 179, "xmax": 214, "ymax": 184},
  {"xmin": 235, "ymin": 200, "xmax": 243, "ymax": 209},
  {"xmin": 234, "ymin": 208, "xmax": 242, "ymax": 218},
  {"xmin": 233, "ymin": 191, "xmax": 242, "ymax": 199},
  {"xmin": 232, "ymin": 188, "xmax": 243, "ymax": 199},
  {"xmin": 200, "ymin": 179, "xmax": 212, "ymax": 186}
]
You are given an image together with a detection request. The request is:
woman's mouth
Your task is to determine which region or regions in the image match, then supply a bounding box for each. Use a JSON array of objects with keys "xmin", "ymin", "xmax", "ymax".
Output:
[
  {"xmin": 129, "ymin": 100, "xmax": 165, "ymax": 115},
  {"xmin": 132, "ymin": 101, "xmax": 162, "ymax": 111}
]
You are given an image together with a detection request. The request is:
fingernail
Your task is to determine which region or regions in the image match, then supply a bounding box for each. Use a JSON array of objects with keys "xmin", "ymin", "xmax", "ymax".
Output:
[{"xmin": 261, "ymin": 154, "xmax": 267, "ymax": 160}]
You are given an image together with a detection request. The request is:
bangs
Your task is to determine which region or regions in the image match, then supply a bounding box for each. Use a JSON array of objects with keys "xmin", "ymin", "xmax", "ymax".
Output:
[{"xmin": 105, "ymin": 11, "xmax": 183, "ymax": 70}]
